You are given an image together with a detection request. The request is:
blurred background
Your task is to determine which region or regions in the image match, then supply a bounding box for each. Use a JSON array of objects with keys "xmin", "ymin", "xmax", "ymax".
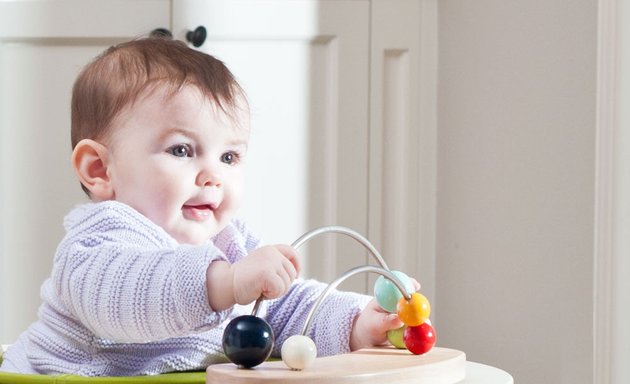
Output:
[{"xmin": 1, "ymin": 1, "xmax": 629, "ymax": 383}]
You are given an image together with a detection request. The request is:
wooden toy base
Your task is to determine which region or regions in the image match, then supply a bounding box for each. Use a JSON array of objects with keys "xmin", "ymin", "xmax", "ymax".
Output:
[{"xmin": 206, "ymin": 346, "xmax": 466, "ymax": 384}]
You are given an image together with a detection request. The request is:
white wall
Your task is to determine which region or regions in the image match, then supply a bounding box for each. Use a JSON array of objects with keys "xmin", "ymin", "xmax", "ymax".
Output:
[{"xmin": 436, "ymin": 1, "xmax": 596, "ymax": 383}]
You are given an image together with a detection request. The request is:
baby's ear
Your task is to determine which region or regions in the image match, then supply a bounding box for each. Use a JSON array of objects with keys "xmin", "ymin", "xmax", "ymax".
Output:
[{"xmin": 72, "ymin": 139, "xmax": 114, "ymax": 201}]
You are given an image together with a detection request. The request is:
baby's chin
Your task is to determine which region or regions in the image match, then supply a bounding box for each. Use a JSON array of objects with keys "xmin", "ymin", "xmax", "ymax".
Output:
[{"xmin": 171, "ymin": 226, "xmax": 223, "ymax": 245}]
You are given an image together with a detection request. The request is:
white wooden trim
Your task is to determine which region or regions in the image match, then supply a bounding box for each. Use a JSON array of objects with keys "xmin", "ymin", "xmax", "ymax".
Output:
[
  {"xmin": 595, "ymin": 0, "xmax": 630, "ymax": 383},
  {"xmin": 369, "ymin": 0, "xmax": 417, "ymax": 291},
  {"xmin": 417, "ymin": 0, "xmax": 438, "ymax": 310},
  {"xmin": 0, "ymin": 0, "xmax": 170, "ymax": 39},
  {"xmin": 368, "ymin": 0, "xmax": 437, "ymax": 305},
  {"xmin": 321, "ymin": 36, "xmax": 341, "ymax": 282},
  {"xmin": 594, "ymin": 0, "xmax": 616, "ymax": 383},
  {"xmin": 173, "ymin": 0, "xmax": 321, "ymax": 40}
]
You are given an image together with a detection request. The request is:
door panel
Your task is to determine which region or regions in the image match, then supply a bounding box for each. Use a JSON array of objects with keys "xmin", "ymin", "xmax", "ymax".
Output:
[
  {"xmin": 0, "ymin": 0, "xmax": 170, "ymax": 343},
  {"xmin": 173, "ymin": 0, "xmax": 371, "ymax": 289},
  {"xmin": 0, "ymin": 0, "xmax": 371, "ymax": 343}
]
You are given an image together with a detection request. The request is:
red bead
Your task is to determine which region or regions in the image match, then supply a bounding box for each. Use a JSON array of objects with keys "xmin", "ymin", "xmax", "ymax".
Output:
[{"xmin": 403, "ymin": 322, "xmax": 436, "ymax": 355}]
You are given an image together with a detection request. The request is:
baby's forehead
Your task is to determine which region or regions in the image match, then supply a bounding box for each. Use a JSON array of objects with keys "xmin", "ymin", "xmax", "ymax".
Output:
[
  {"xmin": 107, "ymin": 84, "xmax": 250, "ymax": 141},
  {"xmin": 155, "ymin": 82, "xmax": 247, "ymax": 110},
  {"xmin": 136, "ymin": 83, "xmax": 250, "ymax": 127}
]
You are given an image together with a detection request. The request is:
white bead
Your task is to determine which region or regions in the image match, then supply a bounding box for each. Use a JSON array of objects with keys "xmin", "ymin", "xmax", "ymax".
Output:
[{"xmin": 281, "ymin": 335, "xmax": 317, "ymax": 370}]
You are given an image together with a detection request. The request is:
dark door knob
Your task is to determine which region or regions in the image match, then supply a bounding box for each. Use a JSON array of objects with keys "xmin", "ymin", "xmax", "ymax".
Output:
[
  {"xmin": 186, "ymin": 26, "xmax": 207, "ymax": 47},
  {"xmin": 150, "ymin": 28, "xmax": 173, "ymax": 39}
]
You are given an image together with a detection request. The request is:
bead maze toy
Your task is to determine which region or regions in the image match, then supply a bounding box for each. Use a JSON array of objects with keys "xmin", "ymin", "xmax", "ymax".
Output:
[
  {"xmin": 211, "ymin": 226, "xmax": 465, "ymax": 383},
  {"xmin": 0, "ymin": 226, "xmax": 466, "ymax": 384}
]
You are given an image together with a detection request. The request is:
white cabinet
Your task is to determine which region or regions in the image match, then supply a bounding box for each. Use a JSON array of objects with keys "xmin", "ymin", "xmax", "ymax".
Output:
[
  {"xmin": 0, "ymin": 0, "xmax": 171, "ymax": 343},
  {"xmin": 0, "ymin": 0, "xmax": 433, "ymax": 344},
  {"xmin": 172, "ymin": 1, "xmax": 371, "ymax": 286}
]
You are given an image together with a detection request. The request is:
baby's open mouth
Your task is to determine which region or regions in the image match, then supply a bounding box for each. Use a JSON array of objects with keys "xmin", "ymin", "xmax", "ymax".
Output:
[{"xmin": 182, "ymin": 204, "xmax": 215, "ymax": 221}]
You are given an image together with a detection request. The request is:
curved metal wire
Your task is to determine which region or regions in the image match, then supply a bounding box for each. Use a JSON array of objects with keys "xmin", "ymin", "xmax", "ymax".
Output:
[
  {"xmin": 300, "ymin": 265, "xmax": 411, "ymax": 336},
  {"xmin": 251, "ymin": 225, "xmax": 391, "ymax": 316},
  {"xmin": 290, "ymin": 226, "xmax": 389, "ymax": 270}
]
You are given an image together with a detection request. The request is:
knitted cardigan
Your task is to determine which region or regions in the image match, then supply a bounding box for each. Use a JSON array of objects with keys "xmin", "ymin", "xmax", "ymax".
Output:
[{"xmin": 0, "ymin": 201, "xmax": 370, "ymax": 376}]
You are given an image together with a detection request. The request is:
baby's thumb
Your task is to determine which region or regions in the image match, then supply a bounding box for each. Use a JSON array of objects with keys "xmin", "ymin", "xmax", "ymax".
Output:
[{"xmin": 383, "ymin": 313, "xmax": 404, "ymax": 331}]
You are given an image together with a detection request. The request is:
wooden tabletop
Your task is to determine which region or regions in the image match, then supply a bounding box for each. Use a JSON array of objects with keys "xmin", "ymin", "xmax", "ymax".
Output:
[{"xmin": 206, "ymin": 346, "xmax": 466, "ymax": 384}]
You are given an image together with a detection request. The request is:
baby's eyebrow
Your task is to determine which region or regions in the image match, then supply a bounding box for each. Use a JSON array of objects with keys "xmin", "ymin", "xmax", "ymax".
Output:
[
  {"xmin": 158, "ymin": 127, "xmax": 198, "ymax": 141},
  {"xmin": 227, "ymin": 138, "xmax": 248, "ymax": 147}
]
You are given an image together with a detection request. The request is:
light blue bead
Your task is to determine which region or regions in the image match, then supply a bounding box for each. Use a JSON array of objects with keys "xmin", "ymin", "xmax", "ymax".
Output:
[{"xmin": 374, "ymin": 270, "xmax": 414, "ymax": 313}]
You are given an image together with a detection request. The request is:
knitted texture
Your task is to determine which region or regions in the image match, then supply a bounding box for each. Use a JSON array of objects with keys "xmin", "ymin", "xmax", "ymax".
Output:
[{"xmin": 0, "ymin": 201, "xmax": 371, "ymax": 376}]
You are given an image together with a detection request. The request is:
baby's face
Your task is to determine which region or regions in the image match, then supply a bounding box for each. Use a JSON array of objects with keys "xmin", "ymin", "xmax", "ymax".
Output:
[{"xmin": 104, "ymin": 85, "xmax": 249, "ymax": 244}]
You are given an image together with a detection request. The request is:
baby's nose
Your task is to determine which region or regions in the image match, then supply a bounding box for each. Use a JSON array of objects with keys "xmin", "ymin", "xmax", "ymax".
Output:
[{"xmin": 196, "ymin": 165, "xmax": 222, "ymax": 187}]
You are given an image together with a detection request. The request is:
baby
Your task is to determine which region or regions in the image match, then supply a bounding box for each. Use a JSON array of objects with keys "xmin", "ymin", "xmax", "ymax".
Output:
[{"xmin": 0, "ymin": 38, "xmax": 408, "ymax": 376}]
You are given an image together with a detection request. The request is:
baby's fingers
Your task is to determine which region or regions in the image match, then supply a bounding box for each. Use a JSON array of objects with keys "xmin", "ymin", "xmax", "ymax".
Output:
[
  {"xmin": 274, "ymin": 244, "xmax": 301, "ymax": 274},
  {"xmin": 383, "ymin": 313, "xmax": 404, "ymax": 332},
  {"xmin": 261, "ymin": 272, "xmax": 290, "ymax": 299},
  {"xmin": 282, "ymin": 256, "xmax": 298, "ymax": 281},
  {"xmin": 261, "ymin": 257, "xmax": 298, "ymax": 299}
]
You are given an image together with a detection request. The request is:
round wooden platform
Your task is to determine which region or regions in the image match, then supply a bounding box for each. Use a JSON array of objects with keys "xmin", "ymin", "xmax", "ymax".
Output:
[{"xmin": 206, "ymin": 346, "xmax": 466, "ymax": 384}]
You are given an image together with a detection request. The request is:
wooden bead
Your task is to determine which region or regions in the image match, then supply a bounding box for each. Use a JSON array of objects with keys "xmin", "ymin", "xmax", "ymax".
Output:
[
  {"xmin": 373, "ymin": 270, "xmax": 415, "ymax": 313},
  {"xmin": 404, "ymin": 322, "xmax": 437, "ymax": 355},
  {"xmin": 222, "ymin": 315, "xmax": 274, "ymax": 368},
  {"xmin": 397, "ymin": 292, "xmax": 431, "ymax": 327},
  {"xmin": 281, "ymin": 335, "xmax": 317, "ymax": 370}
]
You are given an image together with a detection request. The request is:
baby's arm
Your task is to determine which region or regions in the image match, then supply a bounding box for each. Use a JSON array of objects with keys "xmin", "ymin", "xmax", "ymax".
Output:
[
  {"xmin": 205, "ymin": 244, "xmax": 300, "ymax": 311},
  {"xmin": 54, "ymin": 241, "xmax": 228, "ymax": 343},
  {"xmin": 265, "ymin": 279, "xmax": 372, "ymax": 357}
]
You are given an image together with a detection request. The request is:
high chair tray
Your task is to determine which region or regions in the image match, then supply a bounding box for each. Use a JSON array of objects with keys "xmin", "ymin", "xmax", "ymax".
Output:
[{"xmin": 206, "ymin": 346, "xmax": 465, "ymax": 384}]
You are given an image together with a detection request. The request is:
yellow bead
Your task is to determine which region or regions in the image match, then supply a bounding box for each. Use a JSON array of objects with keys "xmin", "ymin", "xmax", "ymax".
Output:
[{"xmin": 397, "ymin": 292, "xmax": 430, "ymax": 327}]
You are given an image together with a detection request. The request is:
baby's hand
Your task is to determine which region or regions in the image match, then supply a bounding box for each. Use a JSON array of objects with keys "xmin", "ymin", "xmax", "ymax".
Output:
[
  {"xmin": 206, "ymin": 245, "xmax": 300, "ymax": 311},
  {"xmin": 349, "ymin": 299, "xmax": 403, "ymax": 351},
  {"xmin": 231, "ymin": 245, "xmax": 300, "ymax": 304},
  {"xmin": 349, "ymin": 277, "xmax": 421, "ymax": 351}
]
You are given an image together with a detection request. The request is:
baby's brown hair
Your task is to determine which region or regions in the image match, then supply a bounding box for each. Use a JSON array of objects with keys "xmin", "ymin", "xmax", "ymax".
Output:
[{"xmin": 71, "ymin": 37, "xmax": 246, "ymax": 195}]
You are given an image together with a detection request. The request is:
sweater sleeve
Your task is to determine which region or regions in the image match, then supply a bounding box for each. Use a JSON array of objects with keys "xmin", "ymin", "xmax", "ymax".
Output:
[
  {"xmin": 52, "ymin": 202, "xmax": 231, "ymax": 343},
  {"xmin": 264, "ymin": 279, "xmax": 372, "ymax": 357}
]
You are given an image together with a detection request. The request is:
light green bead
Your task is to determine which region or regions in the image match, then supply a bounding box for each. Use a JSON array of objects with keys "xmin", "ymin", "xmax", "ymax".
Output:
[
  {"xmin": 387, "ymin": 325, "xmax": 407, "ymax": 349},
  {"xmin": 373, "ymin": 270, "xmax": 414, "ymax": 313}
]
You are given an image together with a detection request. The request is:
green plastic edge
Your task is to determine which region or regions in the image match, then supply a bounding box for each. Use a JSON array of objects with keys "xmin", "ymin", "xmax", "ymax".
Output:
[
  {"xmin": 0, "ymin": 350, "xmax": 280, "ymax": 383},
  {"xmin": 0, "ymin": 371, "xmax": 206, "ymax": 384},
  {"xmin": 0, "ymin": 347, "xmax": 206, "ymax": 382}
]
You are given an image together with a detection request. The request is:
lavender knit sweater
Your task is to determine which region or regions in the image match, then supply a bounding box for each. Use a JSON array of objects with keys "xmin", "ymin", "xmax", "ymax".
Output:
[{"xmin": 0, "ymin": 201, "xmax": 370, "ymax": 376}]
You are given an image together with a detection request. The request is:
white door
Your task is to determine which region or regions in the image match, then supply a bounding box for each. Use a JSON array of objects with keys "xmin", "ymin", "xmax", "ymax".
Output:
[
  {"xmin": 0, "ymin": 0, "xmax": 373, "ymax": 344},
  {"xmin": 0, "ymin": 0, "xmax": 171, "ymax": 343},
  {"xmin": 172, "ymin": 1, "xmax": 372, "ymax": 287},
  {"xmin": 0, "ymin": 0, "xmax": 431, "ymax": 345}
]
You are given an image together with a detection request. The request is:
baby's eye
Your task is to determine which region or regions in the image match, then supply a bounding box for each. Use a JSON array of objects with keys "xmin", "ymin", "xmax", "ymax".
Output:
[
  {"xmin": 221, "ymin": 151, "xmax": 240, "ymax": 165},
  {"xmin": 167, "ymin": 144, "xmax": 193, "ymax": 158}
]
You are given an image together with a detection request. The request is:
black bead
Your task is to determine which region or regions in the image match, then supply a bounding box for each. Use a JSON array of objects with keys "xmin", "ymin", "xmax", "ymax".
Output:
[{"xmin": 222, "ymin": 315, "xmax": 274, "ymax": 368}]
